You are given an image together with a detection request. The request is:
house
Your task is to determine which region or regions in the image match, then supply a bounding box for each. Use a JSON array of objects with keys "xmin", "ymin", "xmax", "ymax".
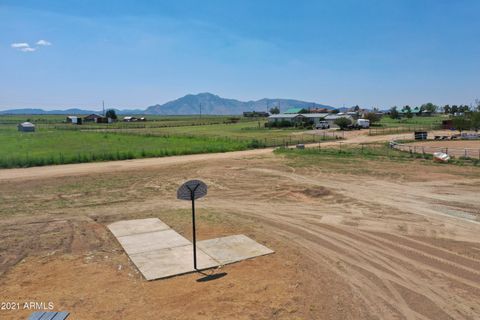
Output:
[
  {"xmin": 84, "ymin": 114, "xmax": 108, "ymax": 123},
  {"xmin": 268, "ymin": 113, "xmax": 305, "ymax": 125},
  {"xmin": 346, "ymin": 111, "xmax": 360, "ymax": 120},
  {"xmin": 309, "ymin": 108, "xmax": 330, "ymax": 113},
  {"xmin": 398, "ymin": 106, "xmax": 432, "ymax": 117},
  {"xmin": 301, "ymin": 113, "xmax": 329, "ymax": 125},
  {"xmin": 243, "ymin": 111, "xmax": 270, "ymax": 117},
  {"xmin": 18, "ymin": 122, "xmax": 35, "ymax": 132}
]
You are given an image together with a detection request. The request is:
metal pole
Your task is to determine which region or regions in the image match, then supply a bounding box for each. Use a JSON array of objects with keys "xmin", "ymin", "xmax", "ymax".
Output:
[{"xmin": 191, "ymin": 194, "xmax": 197, "ymax": 270}]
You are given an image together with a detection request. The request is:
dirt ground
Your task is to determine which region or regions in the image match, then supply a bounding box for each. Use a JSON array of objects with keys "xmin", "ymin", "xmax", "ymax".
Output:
[
  {"xmin": 1, "ymin": 132, "xmax": 480, "ymax": 319},
  {"xmin": 400, "ymin": 139, "xmax": 480, "ymax": 159},
  {"xmin": 406, "ymin": 140, "xmax": 480, "ymax": 151}
]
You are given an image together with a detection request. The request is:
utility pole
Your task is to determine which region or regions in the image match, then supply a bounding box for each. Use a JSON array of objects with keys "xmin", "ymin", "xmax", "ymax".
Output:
[
  {"xmin": 199, "ymin": 103, "xmax": 202, "ymax": 118},
  {"xmin": 102, "ymin": 100, "xmax": 105, "ymax": 116}
]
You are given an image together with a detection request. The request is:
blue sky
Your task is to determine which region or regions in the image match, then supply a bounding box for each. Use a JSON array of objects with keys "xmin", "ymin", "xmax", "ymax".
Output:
[{"xmin": 1, "ymin": 0, "xmax": 479, "ymax": 110}]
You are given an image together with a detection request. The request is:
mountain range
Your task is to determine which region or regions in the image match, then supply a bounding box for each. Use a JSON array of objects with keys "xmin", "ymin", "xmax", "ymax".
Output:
[{"xmin": 0, "ymin": 93, "xmax": 335, "ymax": 115}]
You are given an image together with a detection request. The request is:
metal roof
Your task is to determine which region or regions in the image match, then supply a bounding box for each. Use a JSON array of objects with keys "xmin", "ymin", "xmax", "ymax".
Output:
[
  {"xmin": 268, "ymin": 114, "xmax": 304, "ymax": 119},
  {"xmin": 284, "ymin": 108, "xmax": 303, "ymax": 114},
  {"xmin": 324, "ymin": 115, "xmax": 353, "ymax": 120},
  {"xmin": 301, "ymin": 113, "xmax": 329, "ymax": 118},
  {"xmin": 19, "ymin": 122, "xmax": 35, "ymax": 127}
]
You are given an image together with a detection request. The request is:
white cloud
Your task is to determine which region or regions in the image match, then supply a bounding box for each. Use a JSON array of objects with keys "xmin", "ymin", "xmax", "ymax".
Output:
[
  {"xmin": 11, "ymin": 39, "xmax": 51, "ymax": 52},
  {"xmin": 20, "ymin": 47, "xmax": 36, "ymax": 52},
  {"xmin": 36, "ymin": 39, "xmax": 52, "ymax": 46},
  {"xmin": 11, "ymin": 42, "xmax": 30, "ymax": 48}
]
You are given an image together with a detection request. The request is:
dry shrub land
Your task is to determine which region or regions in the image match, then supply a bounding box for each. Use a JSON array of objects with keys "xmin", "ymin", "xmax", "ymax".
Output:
[{"xmin": 1, "ymin": 144, "xmax": 479, "ymax": 319}]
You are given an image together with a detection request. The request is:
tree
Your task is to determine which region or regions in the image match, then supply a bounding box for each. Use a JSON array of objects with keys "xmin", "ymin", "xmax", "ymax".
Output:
[
  {"xmin": 353, "ymin": 105, "xmax": 360, "ymax": 112},
  {"xmin": 443, "ymin": 105, "xmax": 451, "ymax": 114},
  {"xmin": 363, "ymin": 112, "xmax": 381, "ymax": 124},
  {"xmin": 330, "ymin": 109, "xmax": 339, "ymax": 114},
  {"xmin": 269, "ymin": 107, "xmax": 280, "ymax": 114},
  {"xmin": 459, "ymin": 105, "xmax": 470, "ymax": 113},
  {"xmin": 106, "ymin": 109, "xmax": 117, "ymax": 120},
  {"xmin": 469, "ymin": 112, "xmax": 480, "ymax": 131},
  {"xmin": 451, "ymin": 105, "xmax": 459, "ymax": 114},
  {"xmin": 389, "ymin": 106, "xmax": 400, "ymax": 119},
  {"xmin": 402, "ymin": 105, "xmax": 413, "ymax": 118},
  {"xmin": 334, "ymin": 117, "xmax": 352, "ymax": 130},
  {"xmin": 475, "ymin": 99, "xmax": 480, "ymax": 112},
  {"xmin": 421, "ymin": 102, "xmax": 438, "ymax": 114},
  {"xmin": 452, "ymin": 116, "xmax": 471, "ymax": 133},
  {"xmin": 299, "ymin": 108, "xmax": 309, "ymax": 114}
]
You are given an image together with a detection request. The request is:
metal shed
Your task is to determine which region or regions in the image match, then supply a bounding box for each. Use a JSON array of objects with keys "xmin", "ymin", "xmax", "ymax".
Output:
[{"xmin": 18, "ymin": 122, "xmax": 35, "ymax": 132}]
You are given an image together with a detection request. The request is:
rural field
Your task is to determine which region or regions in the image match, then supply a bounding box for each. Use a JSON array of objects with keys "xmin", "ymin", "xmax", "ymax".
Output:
[
  {"xmin": 0, "ymin": 129, "xmax": 479, "ymax": 319},
  {"xmin": 4, "ymin": 1, "xmax": 479, "ymax": 319},
  {"xmin": 0, "ymin": 115, "xmax": 340, "ymax": 168}
]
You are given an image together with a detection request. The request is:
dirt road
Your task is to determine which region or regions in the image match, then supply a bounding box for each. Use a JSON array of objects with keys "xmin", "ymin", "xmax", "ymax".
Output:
[{"xmin": 0, "ymin": 130, "xmax": 413, "ymax": 181}]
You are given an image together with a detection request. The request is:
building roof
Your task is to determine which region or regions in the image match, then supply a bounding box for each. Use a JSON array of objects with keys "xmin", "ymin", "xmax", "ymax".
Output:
[
  {"xmin": 268, "ymin": 113, "xmax": 304, "ymax": 119},
  {"xmin": 84, "ymin": 113, "xmax": 104, "ymax": 119},
  {"xmin": 19, "ymin": 122, "xmax": 35, "ymax": 127},
  {"xmin": 301, "ymin": 113, "xmax": 329, "ymax": 118},
  {"xmin": 284, "ymin": 108, "xmax": 303, "ymax": 114},
  {"xmin": 324, "ymin": 115, "xmax": 353, "ymax": 120}
]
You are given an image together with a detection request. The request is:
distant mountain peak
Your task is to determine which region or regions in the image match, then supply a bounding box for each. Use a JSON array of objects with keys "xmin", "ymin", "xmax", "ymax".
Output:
[
  {"xmin": 0, "ymin": 93, "xmax": 335, "ymax": 115},
  {"xmin": 145, "ymin": 92, "xmax": 334, "ymax": 115}
]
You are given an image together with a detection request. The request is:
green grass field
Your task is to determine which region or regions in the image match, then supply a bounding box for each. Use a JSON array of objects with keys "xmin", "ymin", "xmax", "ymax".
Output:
[
  {"xmin": 0, "ymin": 130, "xmax": 254, "ymax": 168},
  {"xmin": 275, "ymin": 143, "xmax": 480, "ymax": 167},
  {"xmin": 378, "ymin": 114, "xmax": 445, "ymax": 127},
  {"xmin": 0, "ymin": 115, "xmax": 340, "ymax": 168}
]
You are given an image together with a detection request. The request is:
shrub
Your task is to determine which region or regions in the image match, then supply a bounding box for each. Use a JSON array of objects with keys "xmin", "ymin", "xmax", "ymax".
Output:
[{"xmin": 334, "ymin": 117, "xmax": 352, "ymax": 130}]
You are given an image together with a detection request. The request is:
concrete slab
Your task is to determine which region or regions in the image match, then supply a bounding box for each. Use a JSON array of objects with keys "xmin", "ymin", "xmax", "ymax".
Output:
[
  {"xmin": 108, "ymin": 218, "xmax": 274, "ymax": 280},
  {"xmin": 116, "ymin": 229, "xmax": 190, "ymax": 255},
  {"xmin": 129, "ymin": 245, "xmax": 219, "ymax": 280},
  {"xmin": 108, "ymin": 218, "xmax": 170, "ymax": 237},
  {"xmin": 197, "ymin": 234, "xmax": 274, "ymax": 265}
]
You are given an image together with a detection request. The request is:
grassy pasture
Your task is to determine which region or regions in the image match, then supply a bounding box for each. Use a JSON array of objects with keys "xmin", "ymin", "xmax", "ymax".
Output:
[
  {"xmin": 378, "ymin": 114, "xmax": 445, "ymax": 127},
  {"xmin": 0, "ymin": 130, "xmax": 252, "ymax": 168},
  {"xmin": 0, "ymin": 113, "xmax": 341, "ymax": 168},
  {"xmin": 275, "ymin": 142, "xmax": 480, "ymax": 167}
]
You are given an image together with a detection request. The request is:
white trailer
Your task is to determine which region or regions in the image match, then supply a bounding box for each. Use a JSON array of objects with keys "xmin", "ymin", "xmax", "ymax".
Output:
[{"xmin": 357, "ymin": 119, "xmax": 370, "ymax": 128}]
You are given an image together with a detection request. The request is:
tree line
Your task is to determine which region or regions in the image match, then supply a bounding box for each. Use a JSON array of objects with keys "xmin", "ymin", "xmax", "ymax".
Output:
[{"xmin": 389, "ymin": 100, "xmax": 480, "ymax": 120}]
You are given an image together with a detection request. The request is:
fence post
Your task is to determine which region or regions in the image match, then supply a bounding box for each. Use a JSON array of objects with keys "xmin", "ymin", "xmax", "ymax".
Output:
[{"xmin": 464, "ymin": 149, "xmax": 467, "ymax": 158}]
